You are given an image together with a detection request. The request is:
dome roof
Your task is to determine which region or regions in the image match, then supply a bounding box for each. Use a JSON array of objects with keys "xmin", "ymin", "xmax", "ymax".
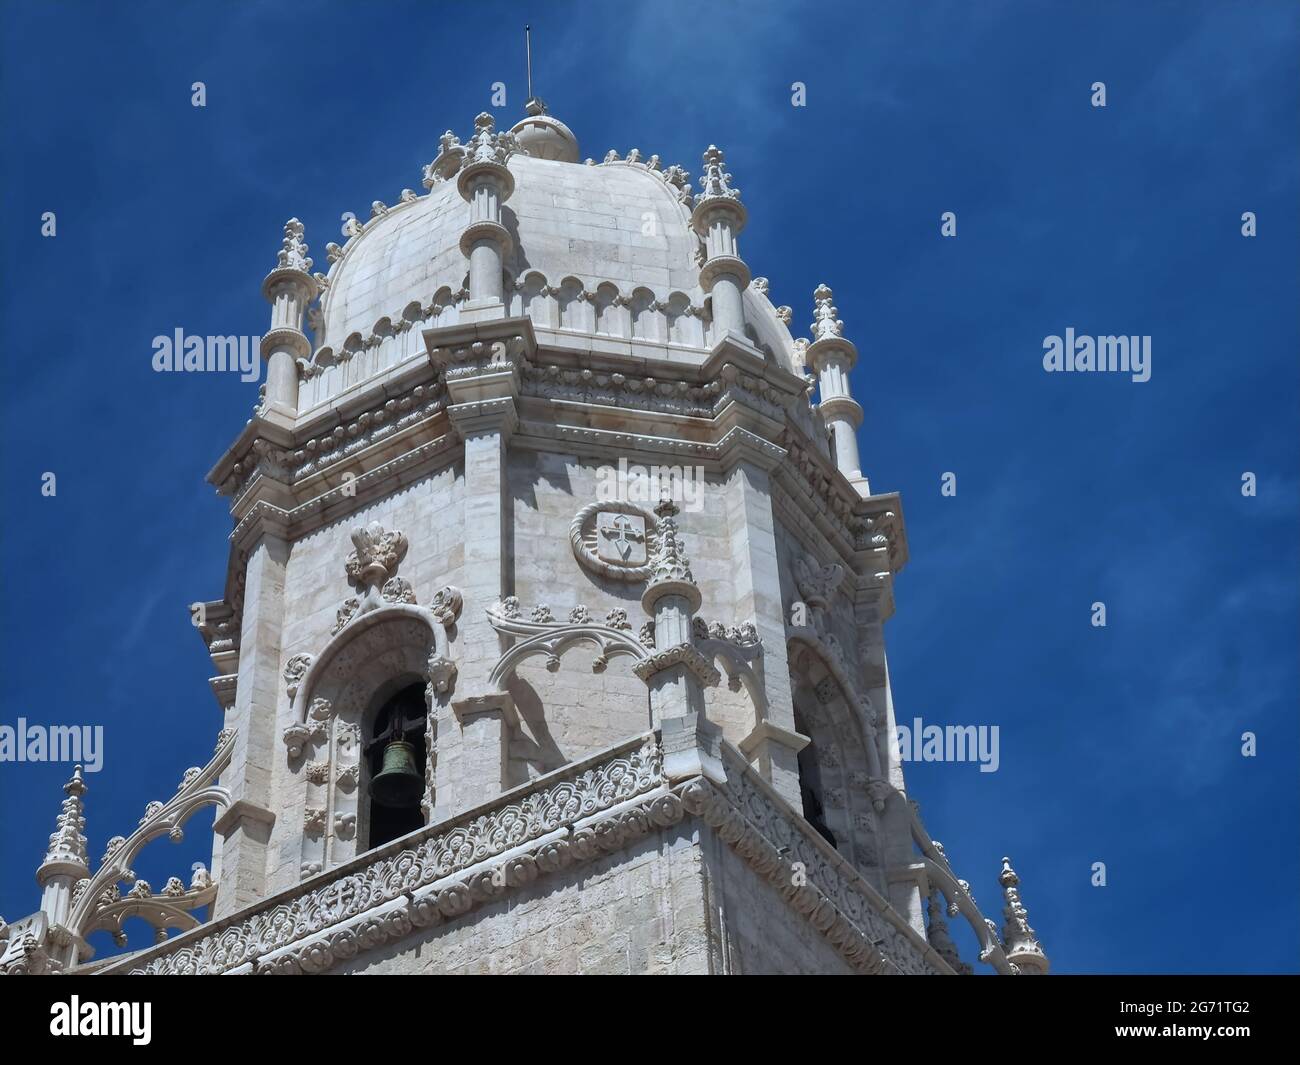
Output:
[
  {"xmin": 297, "ymin": 110, "xmax": 804, "ymax": 418},
  {"xmin": 509, "ymin": 96, "xmax": 580, "ymax": 162},
  {"xmin": 318, "ymin": 136, "xmax": 704, "ymax": 351}
]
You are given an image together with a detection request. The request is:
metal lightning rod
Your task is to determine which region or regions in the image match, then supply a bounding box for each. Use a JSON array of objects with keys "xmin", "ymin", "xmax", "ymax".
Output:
[{"xmin": 525, "ymin": 25, "xmax": 533, "ymax": 103}]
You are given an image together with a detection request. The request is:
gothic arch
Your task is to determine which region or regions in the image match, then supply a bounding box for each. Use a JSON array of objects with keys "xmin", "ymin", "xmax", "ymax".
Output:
[
  {"xmin": 788, "ymin": 645, "xmax": 883, "ymax": 875},
  {"xmin": 284, "ymin": 605, "xmax": 455, "ymax": 878}
]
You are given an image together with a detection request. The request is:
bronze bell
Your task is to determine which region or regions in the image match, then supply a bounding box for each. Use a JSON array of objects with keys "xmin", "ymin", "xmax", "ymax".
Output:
[{"xmin": 369, "ymin": 739, "xmax": 422, "ymax": 808}]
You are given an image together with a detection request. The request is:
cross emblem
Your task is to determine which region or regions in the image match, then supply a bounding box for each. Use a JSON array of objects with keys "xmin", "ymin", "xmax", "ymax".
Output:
[
  {"xmin": 601, "ymin": 515, "xmax": 643, "ymax": 558},
  {"xmin": 596, "ymin": 512, "xmax": 647, "ymax": 565}
]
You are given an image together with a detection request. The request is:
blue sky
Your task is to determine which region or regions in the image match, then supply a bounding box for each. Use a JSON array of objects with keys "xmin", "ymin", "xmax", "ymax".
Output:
[{"xmin": 2, "ymin": 0, "xmax": 1296, "ymax": 973}]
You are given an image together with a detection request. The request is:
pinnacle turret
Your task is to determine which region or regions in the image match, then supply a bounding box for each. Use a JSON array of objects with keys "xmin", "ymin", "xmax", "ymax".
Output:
[{"xmin": 998, "ymin": 856, "xmax": 1050, "ymax": 974}]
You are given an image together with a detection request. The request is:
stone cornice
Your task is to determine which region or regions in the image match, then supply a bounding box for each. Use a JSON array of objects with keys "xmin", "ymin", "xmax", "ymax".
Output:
[
  {"xmin": 228, "ymin": 433, "xmax": 458, "ymax": 555},
  {"xmin": 209, "ymin": 357, "xmax": 446, "ymax": 500}
]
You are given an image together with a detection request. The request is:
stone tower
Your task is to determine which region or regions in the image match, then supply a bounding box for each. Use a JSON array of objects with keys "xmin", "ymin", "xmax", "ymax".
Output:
[{"xmin": 1, "ymin": 101, "xmax": 1047, "ymax": 976}]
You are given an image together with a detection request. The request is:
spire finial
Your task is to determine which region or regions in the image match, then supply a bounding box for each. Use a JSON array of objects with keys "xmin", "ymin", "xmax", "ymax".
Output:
[
  {"xmin": 635, "ymin": 496, "xmax": 697, "ymax": 601},
  {"xmin": 275, "ymin": 217, "xmax": 312, "ymax": 273},
  {"xmin": 38, "ymin": 764, "xmax": 90, "ymax": 878},
  {"xmin": 810, "ymin": 283, "xmax": 843, "ymax": 340},
  {"xmin": 696, "ymin": 145, "xmax": 741, "ymax": 204},
  {"xmin": 998, "ymin": 856, "xmax": 1050, "ymax": 974}
]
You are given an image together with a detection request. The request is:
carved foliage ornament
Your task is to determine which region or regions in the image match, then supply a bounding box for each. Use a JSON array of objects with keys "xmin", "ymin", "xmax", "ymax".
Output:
[{"xmin": 346, "ymin": 521, "xmax": 408, "ymax": 590}]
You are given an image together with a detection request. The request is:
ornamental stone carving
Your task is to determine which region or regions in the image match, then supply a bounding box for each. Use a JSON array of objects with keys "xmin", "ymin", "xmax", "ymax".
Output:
[
  {"xmin": 346, "ymin": 521, "xmax": 408, "ymax": 590},
  {"xmin": 597, "ymin": 512, "xmax": 647, "ymax": 565},
  {"xmin": 570, "ymin": 500, "xmax": 660, "ymax": 581},
  {"xmin": 283, "ymin": 653, "xmax": 313, "ymax": 702}
]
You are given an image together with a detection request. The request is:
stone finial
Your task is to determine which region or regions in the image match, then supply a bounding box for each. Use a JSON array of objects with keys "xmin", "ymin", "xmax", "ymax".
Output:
[
  {"xmin": 998, "ymin": 856, "xmax": 1050, "ymax": 974},
  {"xmin": 38, "ymin": 766, "xmax": 89, "ymax": 878},
  {"xmin": 275, "ymin": 218, "xmax": 313, "ymax": 273},
  {"xmin": 810, "ymin": 283, "xmax": 844, "ymax": 341},
  {"xmin": 465, "ymin": 112, "xmax": 517, "ymax": 167},
  {"xmin": 345, "ymin": 521, "xmax": 408, "ymax": 590},
  {"xmin": 697, "ymin": 144, "xmax": 741, "ymax": 203},
  {"xmin": 649, "ymin": 497, "xmax": 696, "ymax": 589},
  {"xmin": 641, "ymin": 497, "xmax": 703, "ymax": 618}
]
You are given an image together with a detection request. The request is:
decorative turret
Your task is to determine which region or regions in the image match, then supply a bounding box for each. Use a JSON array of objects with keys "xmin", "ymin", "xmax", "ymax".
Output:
[
  {"xmin": 998, "ymin": 856, "xmax": 1050, "ymax": 974},
  {"xmin": 259, "ymin": 218, "xmax": 317, "ymax": 420},
  {"xmin": 805, "ymin": 284, "xmax": 868, "ymax": 494},
  {"xmin": 690, "ymin": 145, "xmax": 750, "ymax": 337},
  {"xmin": 457, "ymin": 113, "xmax": 518, "ymax": 317},
  {"xmin": 635, "ymin": 497, "xmax": 719, "ymax": 720},
  {"xmin": 36, "ymin": 767, "xmax": 89, "ymax": 932}
]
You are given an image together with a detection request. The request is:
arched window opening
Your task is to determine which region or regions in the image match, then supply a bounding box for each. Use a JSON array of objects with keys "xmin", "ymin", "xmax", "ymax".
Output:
[
  {"xmin": 793, "ymin": 708, "xmax": 837, "ymax": 849},
  {"xmin": 364, "ymin": 683, "xmax": 427, "ymax": 849}
]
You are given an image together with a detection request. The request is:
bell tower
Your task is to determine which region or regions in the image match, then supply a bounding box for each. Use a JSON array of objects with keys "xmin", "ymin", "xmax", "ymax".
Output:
[{"xmin": 3, "ymin": 96, "xmax": 1047, "ymax": 977}]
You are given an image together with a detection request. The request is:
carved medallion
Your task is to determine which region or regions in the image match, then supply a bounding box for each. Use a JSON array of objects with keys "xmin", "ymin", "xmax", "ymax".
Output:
[{"xmin": 570, "ymin": 500, "xmax": 659, "ymax": 581}]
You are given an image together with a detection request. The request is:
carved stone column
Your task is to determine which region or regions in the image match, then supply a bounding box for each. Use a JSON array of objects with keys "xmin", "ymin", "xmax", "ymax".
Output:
[
  {"xmin": 212, "ymin": 534, "xmax": 285, "ymax": 917},
  {"xmin": 806, "ymin": 284, "xmax": 869, "ymax": 496},
  {"xmin": 635, "ymin": 499, "xmax": 719, "ymax": 722},
  {"xmin": 456, "ymin": 113, "xmax": 516, "ymax": 321},
  {"xmin": 691, "ymin": 146, "xmax": 750, "ymax": 338},
  {"xmin": 259, "ymin": 219, "xmax": 316, "ymax": 424}
]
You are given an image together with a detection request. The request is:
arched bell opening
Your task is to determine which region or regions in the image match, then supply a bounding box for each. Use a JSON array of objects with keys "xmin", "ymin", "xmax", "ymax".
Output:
[
  {"xmin": 793, "ymin": 706, "xmax": 837, "ymax": 849},
  {"xmin": 363, "ymin": 681, "xmax": 428, "ymax": 849}
]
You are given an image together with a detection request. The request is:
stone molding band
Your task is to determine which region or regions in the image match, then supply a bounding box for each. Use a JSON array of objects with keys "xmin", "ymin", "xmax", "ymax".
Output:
[{"xmin": 99, "ymin": 731, "xmax": 957, "ymax": 977}]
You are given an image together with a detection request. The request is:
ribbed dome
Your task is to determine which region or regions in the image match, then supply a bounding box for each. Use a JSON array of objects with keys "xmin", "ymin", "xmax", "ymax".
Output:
[
  {"xmin": 318, "ymin": 151, "xmax": 703, "ymax": 351},
  {"xmin": 293, "ymin": 112, "xmax": 803, "ymax": 417}
]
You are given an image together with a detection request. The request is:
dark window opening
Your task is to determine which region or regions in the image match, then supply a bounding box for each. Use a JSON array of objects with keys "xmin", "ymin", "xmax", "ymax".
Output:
[
  {"xmin": 365, "ymin": 683, "xmax": 427, "ymax": 849},
  {"xmin": 794, "ymin": 709, "xmax": 837, "ymax": 849}
]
